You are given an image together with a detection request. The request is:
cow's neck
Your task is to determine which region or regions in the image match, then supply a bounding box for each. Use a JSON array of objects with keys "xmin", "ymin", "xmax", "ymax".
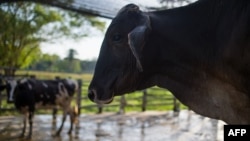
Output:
[{"xmin": 142, "ymin": 0, "xmax": 250, "ymax": 124}]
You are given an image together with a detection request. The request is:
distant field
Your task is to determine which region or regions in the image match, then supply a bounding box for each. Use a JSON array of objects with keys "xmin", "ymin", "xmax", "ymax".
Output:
[{"xmin": 16, "ymin": 70, "xmax": 93, "ymax": 82}]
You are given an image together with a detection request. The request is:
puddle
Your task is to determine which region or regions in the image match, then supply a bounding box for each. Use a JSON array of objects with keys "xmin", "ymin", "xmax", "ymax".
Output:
[{"xmin": 0, "ymin": 110, "xmax": 225, "ymax": 141}]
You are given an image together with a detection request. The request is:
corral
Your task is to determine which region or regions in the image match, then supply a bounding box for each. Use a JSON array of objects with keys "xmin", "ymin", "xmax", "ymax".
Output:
[{"xmin": 0, "ymin": 74, "xmax": 225, "ymax": 141}]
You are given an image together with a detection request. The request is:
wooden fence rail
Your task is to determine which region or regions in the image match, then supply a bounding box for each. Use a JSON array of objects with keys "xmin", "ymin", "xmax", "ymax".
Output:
[{"xmin": 77, "ymin": 81, "xmax": 182, "ymax": 115}]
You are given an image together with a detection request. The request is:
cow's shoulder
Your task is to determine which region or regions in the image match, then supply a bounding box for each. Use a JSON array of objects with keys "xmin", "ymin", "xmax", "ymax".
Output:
[{"xmin": 15, "ymin": 78, "xmax": 33, "ymax": 90}]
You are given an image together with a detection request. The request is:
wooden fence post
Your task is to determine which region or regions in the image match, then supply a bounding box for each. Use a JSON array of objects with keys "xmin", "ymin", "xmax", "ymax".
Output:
[
  {"xmin": 173, "ymin": 96, "xmax": 180, "ymax": 112},
  {"xmin": 0, "ymin": 91, "xmax": 2, "ymax": 114},
  {"xmin": 118, "ymin": 95, "xmax": 126, "ymax": 114},
  {"xmin": 0, "ymin": 77, "xmax": 3, "ymax": 113},
  {"xmin": 30, "ymin": 75, "xmax": 36, "ymax": 79},
  {"xmin": 77, "ymin": 79, "xmax": 82, "ymax": 116},
  {"xmin": 55, "ymin": 76, "xmax": 60, "ymax": 80},
  {"xmin": 0, "ymin": 76, "xmax": 2, "ymax": 113},
  {"xmin": 97, "ymin": 104, "xmax": 103, "ymax": 114},
  {"xmin": 142, "ymin": 89, "xmax": 147, "ymax": 112}
]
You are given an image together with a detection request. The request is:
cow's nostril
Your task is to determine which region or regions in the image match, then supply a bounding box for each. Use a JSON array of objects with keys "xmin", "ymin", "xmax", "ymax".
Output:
[{"xmin": 88, "ymin": 90, "xmax": 96, "ymax": 102}]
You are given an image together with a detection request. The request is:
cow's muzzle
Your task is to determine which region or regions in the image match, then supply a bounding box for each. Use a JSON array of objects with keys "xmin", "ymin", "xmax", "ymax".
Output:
[
  {"xmin": 88, "ymin": 89, "xmax": 96, "ymax": 102},
  {"xmin": 88, "ymin": 89, "xmax": 113, "ymax": 104}
]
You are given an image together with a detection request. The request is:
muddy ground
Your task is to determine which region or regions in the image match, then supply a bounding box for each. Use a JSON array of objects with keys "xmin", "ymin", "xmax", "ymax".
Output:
[{"xmin": 0, "ymin": 110, "xmax": 225, "ymax": 141}]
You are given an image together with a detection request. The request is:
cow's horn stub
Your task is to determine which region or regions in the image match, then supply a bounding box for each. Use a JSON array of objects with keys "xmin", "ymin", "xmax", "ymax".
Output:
[
  {"xmin": 127, "ymin": 4, "xmax": 139, "ymax": 11},
  {"xmin": 117, "ymin": 4, "xmax": 139, "ymax": 16}
]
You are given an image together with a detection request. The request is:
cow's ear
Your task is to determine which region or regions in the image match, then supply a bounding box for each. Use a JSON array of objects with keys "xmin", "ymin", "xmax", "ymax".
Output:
[{"xmin": 128, "ymin": 14, "xmax": 151, "ymax": 72}]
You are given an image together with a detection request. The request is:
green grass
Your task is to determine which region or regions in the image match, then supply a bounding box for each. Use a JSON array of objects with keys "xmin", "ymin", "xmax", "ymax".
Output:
[
  {"xmin": 0, "ymin": 71, "xmax": 187, "ymax": 116},
  {"xmin": 16, "ymin": 70, "xmax": 93, "ymax": 82}
]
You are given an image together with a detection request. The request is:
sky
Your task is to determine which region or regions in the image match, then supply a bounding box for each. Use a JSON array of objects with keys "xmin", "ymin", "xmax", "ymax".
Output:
[
  {"xmin": 40, "ymin": 19, "xmax": 111, "ymax": 60},
  {"xmin": 40, "ymin": 0, "xmax": 164, "ymax": 60}
]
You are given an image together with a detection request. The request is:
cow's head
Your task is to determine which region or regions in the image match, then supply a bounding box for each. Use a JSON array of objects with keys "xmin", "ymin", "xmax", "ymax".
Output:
[
  {"xmin": 5, "ymin": 79, "xmax": 17, "ymax": 103},
  {"xmin": 5, "ymin": 78, "xmax": 31, "ymax": 103},
  {"xmin": 88, "ymin": 4, "xmax": 151, "ymax": 104}
]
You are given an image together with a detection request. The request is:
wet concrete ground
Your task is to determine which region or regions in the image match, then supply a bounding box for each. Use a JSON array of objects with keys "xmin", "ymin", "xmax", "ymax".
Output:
[{"xmin": 0, "ymin": 110, "xmax": 225, "ymax": 141}]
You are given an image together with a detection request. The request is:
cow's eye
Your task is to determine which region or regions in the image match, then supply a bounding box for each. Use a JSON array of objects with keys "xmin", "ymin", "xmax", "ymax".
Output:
[{"xmin": 112, "ymin": 34, "xmax": 122, "ymax": 42}]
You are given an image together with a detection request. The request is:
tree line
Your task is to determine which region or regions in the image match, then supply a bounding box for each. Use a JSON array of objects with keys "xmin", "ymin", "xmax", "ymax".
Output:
[{"xmin": 27, "ymin": 53, "xmax": 96, "ymax": 73}]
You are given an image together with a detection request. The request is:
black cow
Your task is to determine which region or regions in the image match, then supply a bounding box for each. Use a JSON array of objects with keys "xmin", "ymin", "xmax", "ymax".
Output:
[
  {"xmin": 88, "ymin": 0, "xmax": 250, "ymax": 124},
  {"xmin": 4, "ymin": 78, "xmax": 79, "ymax": 138}
]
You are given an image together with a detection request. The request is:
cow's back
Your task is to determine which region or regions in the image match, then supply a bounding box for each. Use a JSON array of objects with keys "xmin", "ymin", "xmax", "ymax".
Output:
[
  {"xmin": 16, "ymin": 79, "xmax": 71, "ymax": 107},
  {"xmin": 32, "ymin": 80, "xmax": 61, "ymax": 105}
]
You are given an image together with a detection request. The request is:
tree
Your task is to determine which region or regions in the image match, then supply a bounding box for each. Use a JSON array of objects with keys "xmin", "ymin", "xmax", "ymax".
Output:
[
  {"xmin": 28, "ymin": 53, "xmax": 97, "ymax": 73},
  {"xmin": 0, "ymin": 2, "xmax": 105, "ymax": 75},
  {"xmin": 65, "ymin": 48, "xmax": 79, "ymax": 72},
  {"xmin": 66, "ymin": 48, "xmax": 78, "ymax": 61},
  {"xmin": 28, "ymin": 54, "xmax": 60, "ymax": 71}
]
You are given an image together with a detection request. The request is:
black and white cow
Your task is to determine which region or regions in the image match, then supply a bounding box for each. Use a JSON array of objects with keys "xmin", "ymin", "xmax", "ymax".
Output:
[{"xmin": 4, "ymin": 78, "xmax": 79, "ymax": 138}]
